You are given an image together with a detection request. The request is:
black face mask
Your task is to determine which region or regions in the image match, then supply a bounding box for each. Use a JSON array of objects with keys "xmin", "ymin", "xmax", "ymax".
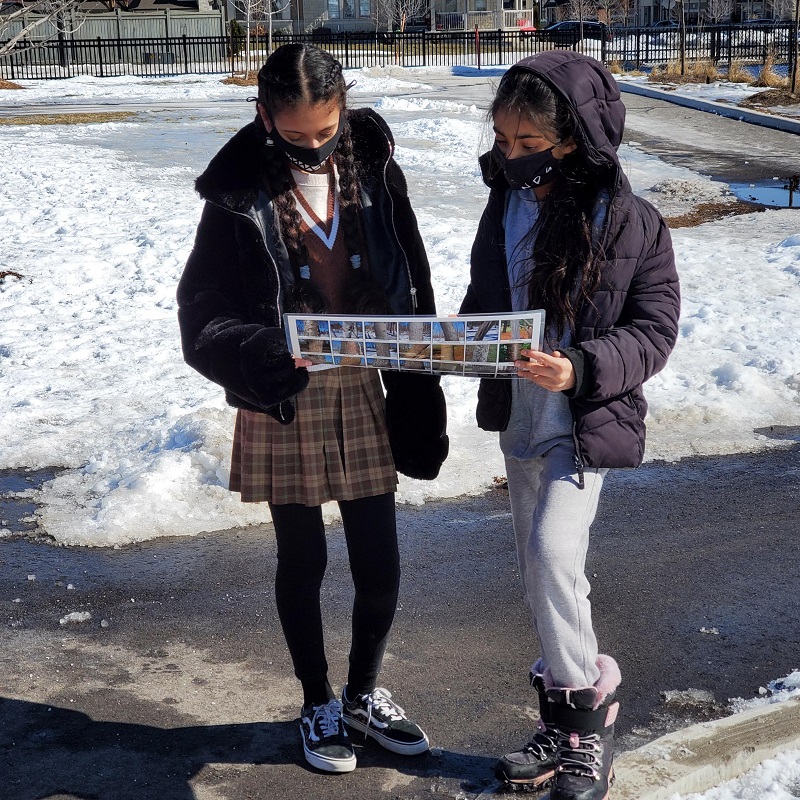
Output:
[
  {"xmin": 266, "ymin": 113, "xmax": 344, "ymax": 172},
  {"xmin": 492, "ymin": 142, "xmax": 561, "ymax": 190}
]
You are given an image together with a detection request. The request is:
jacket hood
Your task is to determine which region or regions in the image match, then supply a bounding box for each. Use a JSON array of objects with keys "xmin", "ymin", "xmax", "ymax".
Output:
[
  {"xmin": 481, "ymin": 51, "xmax": 627, "ymax": 189},
  {"xmin": 194, "ymin": 106, "xmax": 396, "ymax": 209},
  {"xmin": 513, "ymin": 51, "xmax": 624, "ymax": 168}
]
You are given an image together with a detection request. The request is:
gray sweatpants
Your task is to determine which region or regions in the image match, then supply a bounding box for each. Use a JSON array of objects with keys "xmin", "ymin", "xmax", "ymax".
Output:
[{"xmin": 505, "ymin": 439, "xmax": 608, "ymax": 690}]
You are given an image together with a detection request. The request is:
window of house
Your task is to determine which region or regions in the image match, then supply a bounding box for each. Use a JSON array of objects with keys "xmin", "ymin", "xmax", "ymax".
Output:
[{"xmin": 328, "ymin": 0, "xmax": 372, "ymax": 16}]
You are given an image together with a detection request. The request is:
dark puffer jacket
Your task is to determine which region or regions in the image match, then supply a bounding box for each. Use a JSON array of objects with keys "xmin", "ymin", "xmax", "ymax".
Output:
[
  {"xmin": 178, "ymin": 107, "xmax": 448, "ymax": 480},
  {"xmin": 460, "ymin": 52, "xmax": 680, "ymax": 470}
]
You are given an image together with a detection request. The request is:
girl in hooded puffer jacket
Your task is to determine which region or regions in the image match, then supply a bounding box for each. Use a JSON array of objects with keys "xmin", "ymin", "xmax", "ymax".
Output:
[{"xmin": 461, "ymin": 52, "xmax": 680, "ymax": 798}]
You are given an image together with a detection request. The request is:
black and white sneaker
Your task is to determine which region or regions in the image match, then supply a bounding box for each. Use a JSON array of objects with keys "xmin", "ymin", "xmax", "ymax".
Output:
[
  {"xmin": 342, "ymin": 687, "xmax": 429, "ymax": 756},
  {"xmin": 299, "ymin": 699, "xmax": 357, "ymax": 773}
]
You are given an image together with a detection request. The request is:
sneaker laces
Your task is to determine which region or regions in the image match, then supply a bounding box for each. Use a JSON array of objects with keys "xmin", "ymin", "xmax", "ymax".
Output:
[
  {"xmin": 363, "ymin": 688, "xmax": 406, "ymax": 722},
  {"xmin": 312, "ymin": 699, "xmax": 344, "ymax": 737},
  {"xmin": 556, "ymin": 730, "xmax": 602, "ymax": 781}
]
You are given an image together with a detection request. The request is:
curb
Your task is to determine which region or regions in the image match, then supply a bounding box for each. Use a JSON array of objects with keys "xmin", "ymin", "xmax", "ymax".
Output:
[
  {"xmin": 618, "ymin": 80, "xmax": 800, "ymax": 135},
  {"xmin": 613, "ymin": 696, "xmax": 800, "ymax": 799}
]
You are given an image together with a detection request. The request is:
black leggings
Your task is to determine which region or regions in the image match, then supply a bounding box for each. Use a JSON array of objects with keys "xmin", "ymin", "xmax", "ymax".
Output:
[{"xmin": 269, "ymin": 492, "xmax": 400, "ymax": 707}]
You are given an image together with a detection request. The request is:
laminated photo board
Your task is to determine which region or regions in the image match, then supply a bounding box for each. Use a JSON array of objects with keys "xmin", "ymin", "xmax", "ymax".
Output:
[{"xmin": 283, "ymin": 311, "xmax": 546, "ymax": 378}]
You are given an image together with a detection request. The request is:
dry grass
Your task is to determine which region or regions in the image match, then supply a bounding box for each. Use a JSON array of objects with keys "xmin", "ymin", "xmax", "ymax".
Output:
[
  {"xmin": 740, "ymin": 87, "xmax": 800, "ymax": 110},
  {"xmin": 610, "ymin": 63, "xmax": 647, "ymax": 78},
  {"xmin": 724, "ymin": 60, "xmax": 752, "ymax": 83},
  {"xmin": 751, "ymin": 51, "xmax": 786, "ymax": 89},
  {"xmin": 650, "ymin": 59, "xmax": 721, "ymax": 84},
  {"xmin": 0, "ymin": 79, "xmax": 25, "ymax": 90},
  {"xmin": 0, "ymin": 111, "xmax": 135, "ymax": 126},
  {"xmin": 221, "ymin": 73, "xmax": 258, "ymax": 87},
  {"xmin": 663, "ymin": 200, "xmax": 765, "ymax": 228}
]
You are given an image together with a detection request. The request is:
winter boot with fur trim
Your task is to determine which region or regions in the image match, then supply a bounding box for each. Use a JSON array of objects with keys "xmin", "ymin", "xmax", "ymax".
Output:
[
  {"xmin": 494, "ymin": 669, "xmax": 558, "ymax": 790},
  {"xmin": 546, "ymin": 655, "xmax": 621, "ymax": 800}
]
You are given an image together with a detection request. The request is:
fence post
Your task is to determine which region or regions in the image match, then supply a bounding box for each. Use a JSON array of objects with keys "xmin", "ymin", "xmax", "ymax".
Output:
[
  {"xmin": 422, "ymin": 28, "xmax": 427, "ymax": 67},
  {"xmin": 183, "ymin": 33, "xmax": 189, "ymax": 73},
  {"xmin": 727, "ymin": 22, "xmax": 732, "ymax": 74},
  {"xmin": 97, "ymin": 37, "xmax": 104, "ymax": 77},
  {"xmin": 344, "ymin": 31, "xmax": 350, "ymax": 69},
  {"xmin": 475, "ymin": 25, "xmax": 480, "ymax": 69},
  {"xmin": 497, "ymin": 28, "xmax": 502, "ymax": 66}
]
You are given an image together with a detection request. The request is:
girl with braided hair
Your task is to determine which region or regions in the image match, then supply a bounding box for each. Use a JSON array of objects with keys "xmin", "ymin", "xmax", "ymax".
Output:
[{"xmin": 177, "ymin": 43, "xmax": 447, "ymax": 773}]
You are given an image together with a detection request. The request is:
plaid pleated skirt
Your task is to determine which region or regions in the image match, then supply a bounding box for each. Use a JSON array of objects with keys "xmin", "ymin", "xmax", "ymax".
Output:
[{"xmin": 229, "ymin": 367, "xmax": 398, "ymax": 506}]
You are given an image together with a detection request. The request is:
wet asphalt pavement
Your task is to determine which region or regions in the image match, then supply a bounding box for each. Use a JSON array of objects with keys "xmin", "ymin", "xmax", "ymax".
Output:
[{"xmin": 2, "ymin": 439, "xmax": 800, "ymax": 800}]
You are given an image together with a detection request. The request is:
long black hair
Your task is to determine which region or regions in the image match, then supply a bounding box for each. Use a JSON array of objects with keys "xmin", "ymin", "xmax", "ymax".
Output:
[
  {"xmin": 491, "ymin": 69, "xmax": 617, "ymax": 343},
  {"xmin": 257, "ymin": 43, "xmax": 386, "ymax": 314}
]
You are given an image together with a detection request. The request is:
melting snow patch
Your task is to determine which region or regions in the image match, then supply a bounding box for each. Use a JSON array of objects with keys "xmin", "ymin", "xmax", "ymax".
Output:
[{"xmin": 59, "ymin": 611, "xmax": 92, "ymax": 625}]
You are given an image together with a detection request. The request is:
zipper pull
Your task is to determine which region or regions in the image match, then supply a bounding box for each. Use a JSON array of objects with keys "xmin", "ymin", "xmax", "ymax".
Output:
[
  {"xmin": 410, "ymin": 286, "xmax": 418, "ymax": 310},
  {"xmin": 573, "ymin": 454, "xmax": 585, "ymax": 490}
]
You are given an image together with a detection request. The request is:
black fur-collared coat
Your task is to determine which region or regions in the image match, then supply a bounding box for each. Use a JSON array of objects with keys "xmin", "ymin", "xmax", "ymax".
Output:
[{"xmin": 177, "ymin": 107, "xmax": 448, "ymax": 480}]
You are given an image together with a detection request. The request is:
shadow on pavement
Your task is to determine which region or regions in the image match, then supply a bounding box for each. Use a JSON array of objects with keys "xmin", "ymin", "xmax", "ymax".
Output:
[{"xmin": 1, "ymin": 696, "xmax": 497, "ymax": 800}]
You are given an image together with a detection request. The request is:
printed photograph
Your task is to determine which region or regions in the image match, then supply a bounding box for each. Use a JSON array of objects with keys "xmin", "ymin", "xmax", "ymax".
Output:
[
  {"xmin": 296, "ymin": 319, "xmax": 330, "ymax": 338},
  {"xmin": 331, "ymin": 339, "xmax": 366, "ymax": 366},
  {"xmin": 431, "ymin": 320, "xmax": 466, "ymax": 343},
  {"xmin": 397, "ymin": 321, "xmax": 432, "ymax": 343},
  {"xmin": 329, "ymin": 319, "xmax": 362, "ymax": 340}
]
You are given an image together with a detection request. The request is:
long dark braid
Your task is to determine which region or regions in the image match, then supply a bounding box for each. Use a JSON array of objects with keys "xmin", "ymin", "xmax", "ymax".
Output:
[
  {"xmin": 257, "ymin": 43, "xmax": 386, "ymax": 314},
  {"xmin": 491, "ymin": 69, "xmax": 617, "ymax": 344}
]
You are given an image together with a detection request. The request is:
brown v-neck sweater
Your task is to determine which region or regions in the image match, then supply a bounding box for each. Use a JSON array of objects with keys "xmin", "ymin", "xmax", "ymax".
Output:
[{"xmin": 292, "ymin": 168, "xmax": 354, "ymax": 314}]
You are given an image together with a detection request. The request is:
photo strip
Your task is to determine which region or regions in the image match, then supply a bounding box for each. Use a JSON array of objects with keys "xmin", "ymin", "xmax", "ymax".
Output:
[{"xmin": 283, "ymin": 311, "xmax": 546, "ymax": 378}]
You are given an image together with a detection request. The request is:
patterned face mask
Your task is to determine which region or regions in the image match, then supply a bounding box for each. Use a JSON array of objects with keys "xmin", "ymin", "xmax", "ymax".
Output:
[
  {"xmin": 492, "ymin": 142, "xmax": 560, "ymax": 190},
  {"xmin": 266, "ymin": 114, "xmax": 344, "ymax": 172}
]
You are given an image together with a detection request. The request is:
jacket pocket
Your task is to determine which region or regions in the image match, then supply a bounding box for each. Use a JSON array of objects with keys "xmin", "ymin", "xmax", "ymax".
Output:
[{"xmin": 476, "ymin": 378, "xmax": 512, "ymax": 432}]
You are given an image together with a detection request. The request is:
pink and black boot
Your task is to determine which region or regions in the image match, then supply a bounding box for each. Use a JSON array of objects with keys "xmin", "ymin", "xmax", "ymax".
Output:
[
  {"xmin": 494, "ymin": 666, "xmax": 558, "ymax": 790},
  {"xmin": 545, "ymin": 655, "xmax": 621, "ymax": 800}
]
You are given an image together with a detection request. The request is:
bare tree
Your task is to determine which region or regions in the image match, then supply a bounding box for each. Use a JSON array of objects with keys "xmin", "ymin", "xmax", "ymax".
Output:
[
  {"xmin": 0, "ymin": 0, "xmax": 86, "ymax": 59},
  {"xmin": 606, "ymin": 0, "xmax": 635, "ymax": 26},
  {"xmin": 229, "ymin": 0, "xmax": 267, "ymax": 77},
  {"xmin": 705, "ymin": 0, "xmax": 733, "ymax": 21},
  {"xmin": 264, "ymin": 0, "xmax": 290, "ymax": 53},
  {"xmin": 565, "ymin": 0, "xmax": 597, "ymax": 22},
  {"xmin": 229, "ymin": 0, "xmax": 290, "ymax": 77},
  {"xmin": 770, "ymin": 0, "xmax": 793, "ymax": 18},
  {"xmin": 374, "ymin": 0, "xmax": 426, "ymax": 31}
]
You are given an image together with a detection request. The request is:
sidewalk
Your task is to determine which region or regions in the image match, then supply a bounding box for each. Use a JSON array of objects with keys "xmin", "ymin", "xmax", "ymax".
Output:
[
  {"xmin": 615, "ymin": 696, "xmax": 800, "ymax": 799},
  {"xmin": 618, "ymin": 80, "xmax": 800, "ymax": 135}
]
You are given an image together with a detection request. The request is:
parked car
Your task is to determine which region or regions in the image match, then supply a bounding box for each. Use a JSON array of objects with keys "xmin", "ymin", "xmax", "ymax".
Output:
[
  {"xmin": 649, "ymin": 19, "xmax": 679, "ymax": 28},
  {"xmin": 514, "ymin": 18, "xmax": 538, "ymax": 38},
  {"xmin": 533, "ymin": 20, "xmax": 612, "ymax": 43}
]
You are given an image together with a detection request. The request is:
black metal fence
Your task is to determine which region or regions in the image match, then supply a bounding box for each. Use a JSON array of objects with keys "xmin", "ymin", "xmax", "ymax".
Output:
[{"xmin": 1, "ymin": 23, "xmax": 796, "ymax": 80}]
